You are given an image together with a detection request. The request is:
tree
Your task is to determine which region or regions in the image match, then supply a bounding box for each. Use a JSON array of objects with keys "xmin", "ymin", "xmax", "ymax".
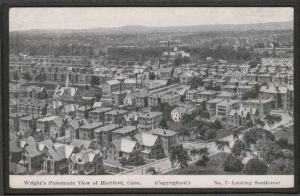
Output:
[
  {"xmin": 223, "ymin": 154, "xmax": 244, "ymax": 172},
  {"xmin": 215, "ymin": 140, "xmax": 230, "ymax": 151},
  {"xmin": 180, "ymin": 93, "xmax": 186, "ymax": 102},
  {"xmin": 268, "ymin": 158, "xmax": 294, "ymax": 175},
  {"xmin": 276, "ymin": 138, "xmax": 292, "ymax": 150},
  {"xmin": 146, "ymin": 167, "xmax": 158, "ymax": 175},
  {"xmin": 195, "ymin": 155, "xmax": 210, "ymax": 169},
  {"xmin": 190, "ymin": 77, "xmax": 203, "ymax": 89},
  {"xmin": 243, "ymin": 128, "xmax": 274, "ymax": 145},
  {"xmin": 34, "ymin": 73, "xmax": 46, "ymax": 82},
  {"xmin": 120, "ymin": 157, "xmax": 127, "ymax": 173},
  {"xmin": 170, "ymin": 145, "xmax": 191, "ymax": 171},
  {"xmin": 233, "ymin": 129, "xmax": 240, "ymax": 140},
  {"xmin": 231, "ymin": 139, "xmax": 249, "ymax": 159},
  {"xmin": 159, "ymin": 119, "xmax": 169, "ymax": 129},
  {"xmin": 255, "ymin": 139, "xmax": 283, "ymax": 164},
  {"xmin": 181, "ymin": 113, "xmax": 193, "ymax": 125},
  {"xmin": 37, "ymin": 90, "xmax": 48, "ymax": 100},
  {"xmin": 265, "ymin": 114, "xmax": 282, "ymax": 131},
  {"xmin": 205, "ymin": 129, "xmax": 216, "ymax": 140},
  {"xmin": 149, "ymin": 72, "xmax": 155, "ymax": 80},
  {"xmin": 90, "ymin": 76, "xmax": 100, "ymax": 86},
  {"xmin": 213, "ymin": 119, "xmax": 222, "ymax": 129},
  {"xmin": 243, "ymin": 158, "xmax": 268, "ymax": 175},
  {"xmin": 22, "ymin": 72, "xmax": 32, "ymax": 81}
]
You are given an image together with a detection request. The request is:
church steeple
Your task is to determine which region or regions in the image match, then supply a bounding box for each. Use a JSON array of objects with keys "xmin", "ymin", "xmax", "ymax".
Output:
[{"xmin": 66, "ymin": 74, "xmax": 71, "ymax": 87}]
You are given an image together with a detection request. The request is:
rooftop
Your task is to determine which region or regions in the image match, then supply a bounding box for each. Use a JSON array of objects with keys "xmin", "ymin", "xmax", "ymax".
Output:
[
  {"xmin": 150, "ymin": 128, "xmax": 177, "ymax": 137},
  {"xmin": 95, "ymin": 124, "xmax": 120, "ymax": 133},
  {"xmin": 80, "ymin": 122, "xmax": 102, "ymax": 129},
  {"xmin": 113, "ymin": 126, "xmax": 136, "ymax": 134}
]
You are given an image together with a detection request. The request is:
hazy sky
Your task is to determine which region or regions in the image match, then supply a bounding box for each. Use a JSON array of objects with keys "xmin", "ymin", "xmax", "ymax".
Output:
[{"xmin": 9, "ymin": 7, "xmax": 293, "ymax": 31}]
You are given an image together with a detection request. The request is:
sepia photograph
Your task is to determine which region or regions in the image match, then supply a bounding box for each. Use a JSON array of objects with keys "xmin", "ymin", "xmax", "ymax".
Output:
[{"xmin": 4, "ymin": 5, "xmax": 296, "ymax": 192}]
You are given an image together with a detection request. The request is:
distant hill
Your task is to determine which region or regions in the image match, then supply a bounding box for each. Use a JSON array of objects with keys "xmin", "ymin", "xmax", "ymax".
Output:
[{"xmin": 11, "ymin": 21, "xmax": 293, "ymax": 35}]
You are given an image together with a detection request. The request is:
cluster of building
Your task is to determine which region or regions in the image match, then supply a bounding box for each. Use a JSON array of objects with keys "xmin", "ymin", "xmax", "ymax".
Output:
[{"xmin": 9, "ymin": 49, "xmax": 294, "ymax": 174}]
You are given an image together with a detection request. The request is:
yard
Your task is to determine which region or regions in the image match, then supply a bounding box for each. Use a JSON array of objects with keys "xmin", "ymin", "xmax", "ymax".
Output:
[{"xmin": 165, "ymin": 152, "xmax": 241, "ymax": 175}]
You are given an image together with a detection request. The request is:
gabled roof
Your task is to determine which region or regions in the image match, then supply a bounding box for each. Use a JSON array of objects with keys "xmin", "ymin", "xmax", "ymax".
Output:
[
  {"xmin": 40, "ymin": 140, "xmax": 74, "ymax": 161},
  {"xmin": 112, "ymin": 138, "xmax": 137, "ymax": 153},
  {"xmin": 134, "ymin": 133, "xmax": 158, "ymax": 147},
  {"xmin": 150, "ymin": 128, "xmax": 177, "ymax": 137},
  {"xmin": 71, "ymin": 139, "xmax": 93, "ymax": 149},
  {"xmin": 70, "ymin": 149, "xmax": 101, "ymax": 164}
]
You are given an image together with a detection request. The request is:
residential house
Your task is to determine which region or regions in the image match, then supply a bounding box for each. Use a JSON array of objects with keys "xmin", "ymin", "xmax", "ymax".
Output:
[
  {"xmin": 69, "ymin": 149, "xmax": 104, "ymax": 175},
  {"xmin": 94, "ymin": 124, "xmax": 120, "ymax": 148},
  {"xmin": 216, "ymin": 99, "xmax": 240, "ymax": 117},
  {"xmin": 134, "ymin": 133, "xmax": 164, "ymax": 159},
  {"xmin": 112, "ymin": 126, "xmax": 138, "ymax": 140},
  {"xmin": 171, "ymin": 105, "xmax": 195, "ymax": 122},
  {"xmin": 89, "ymin": 107, "xmax": 113, "ymax": 122},
  {"xmin": 40, "ymin": 140, "xmax": 75, "ymax": 174},
  {"xmin": 104, "ymin": 109, "xmax": 128, "ymax": 124},
  {"xmin": 241, "ymin": 99, "xmax": 272, "ymax": 118},
  {"xmin": 150, "ymin": 128, "xmax": 178, "ymax": 155},
  {"xmin": 107, "ymin": 137, "xmax": 141, "ymax": 164},
  {"xmin": 206, "ymin": 98, "xmax": 223, "ymax": 117},
  {"xmin": 138, "ymin": 111, "xmax": 163, "ymax": 131},
  {"xmin": 77, "ymin": 122, "xmax": 102, "ymax": 141}
]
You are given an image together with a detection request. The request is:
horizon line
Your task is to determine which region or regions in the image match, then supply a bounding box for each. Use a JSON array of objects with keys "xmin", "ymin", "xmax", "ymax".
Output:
[{"xmin": 9, "ymin": 20, "xmax": 293, "ymax": 32}]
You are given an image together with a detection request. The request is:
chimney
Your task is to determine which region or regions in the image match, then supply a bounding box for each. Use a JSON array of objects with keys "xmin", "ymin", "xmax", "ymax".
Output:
[{"xmin": 164, "ymin": 131, "xmax": 166, "ymax": 135}]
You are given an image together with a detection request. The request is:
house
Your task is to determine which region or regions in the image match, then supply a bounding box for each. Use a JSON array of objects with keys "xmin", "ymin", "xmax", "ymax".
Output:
[
  {"xmin": 135, "ymin": 90, "xmax": 148, "ymax": 107},
  {"xmin": 70, "ymin": 139, "xmax": 96, "ymax": 153},
  {"xmin": 216, "ymin": 92, "xmax": 236, "ymax": 99},
  {"xmin": 112, "ymin": 126, "xmax": 138, "ymax": 140},
  {"xmin": 77, "ymin": 122, "xmax": 103, "ymax": 141},
  {"xmin": 206, "ymin": 98, "xmax": 224, "ymax": 117},
  {"xmin": 39, "ymin": 140, "xmax": 75, "ymax": 174},
  {"xmin": 258, "ymin": 74, "xmax": 272, "ymax": 83},
  {"xmin": 76, "ymin": 105, "xmax": 93, "ymax": 119},
  {"xmin": 107, "ymin": 137, "xmax": 141, "ymax": 164},
  {"xmin": 134, "ymin": 133, "xmax": 164, "ymax": 159},
  {"xmin": 18, "ymin": 114, "xmax": 40, "ymax": 136},
  {"xmin": 123, "ymin": 92, "xmax": 138, "ymax": 106},
  {"xmin": 150, "ymin": 128, "xmax": 178, "ymax": 155},
  {"xmin": 241, "ymin": 99, "xmax": 272, "ymax": 118},
  {"xmin": 112, "ymin": 91, "xmax": 127, "ymax": 106},
  {"xmin": 9, "ymin": 113, "xmax": 29, "ymax": 132},
  {"xmin": 104, "ymin": 109, "xmax": 128, "ymax": 124},
  {"xmin": 228, "ymin": 107, "xmax": 258, "ymax": 126},
  {"xmin": 138, "ymin": 111, "xmax": 163, "ymax": 131},
  {"xmin": 18, "ymin": 136, "xmax": 44, "ymax": 172},
  {"xmin": 160, "ymin": 93, "xmax": 180, "ymax": 106},
  {"xmin": 147, "ymin": 94, "xmax": 161, "ymax": 107},
  {"xmin": 123, "ymin": 111, "xmax": 139, "ymax": 126},
  {"xmin": 102, "ymin": 80, "xmax": 122, "ymax": 95},
  {"xmin": 89, "ymin": 107, "xmax": 113, "ymax": 122},
  {"xmin": 49, "ymin": 118, "xmax": 70, "ymax": 140},
  {"xmin": 179, "ymin": 70, "xmax": 200, "ymax": 85},
  {"xmin": 94, "ymin": 124, "xmax": 121, "ymax": 148},
  {"xmin": 221, "ymin": 85, "xmax": 237, "ymax": 94},
  {"xmin": 69, "ymin": 149, "xmax": 104, "ymax": 175},
  {"xmin": 185, "ymin": 90, "xmax": 198, "ymax": 101},
  {"xmin": 197, "ymin": 90, "xmax": 220, "ymax": 101},
  {"xmin": 237, "ymin": 86, "xmax": 254, "ymax": 97},
  {"xmin": 53, "ymin": 84, "xmax": 81, "ymax": 102},
  {"xmin": 158, "ymin": 67, "xmax": 173, "ymax": 80},
  {"xmin": 35, "ymin": 116, "xmax": 60, "ymax": 141},
  {"xmin": 171, "ymin": 105, "xmax": 195, "ymax": 122},
  {"xmin": 216, "ymin": 99, "xmax": 240, "ymax": 117}
]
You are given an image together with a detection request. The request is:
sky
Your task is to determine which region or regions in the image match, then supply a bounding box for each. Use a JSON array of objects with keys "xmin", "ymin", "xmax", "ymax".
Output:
[{"xmin": 9, "ymin": 7, "xmax": 294, "ymax": 31}]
